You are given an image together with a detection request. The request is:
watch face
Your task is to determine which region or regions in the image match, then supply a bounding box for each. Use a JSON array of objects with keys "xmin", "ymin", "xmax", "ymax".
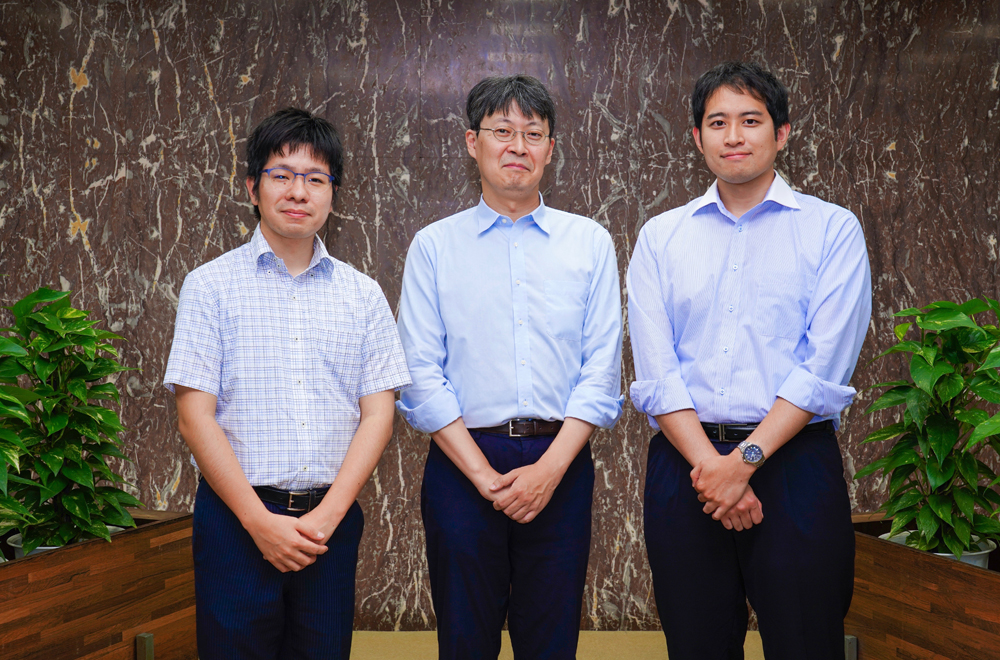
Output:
[{"xmin": 743, "ymin": 443, "xmax": 764, "ymax": 464}]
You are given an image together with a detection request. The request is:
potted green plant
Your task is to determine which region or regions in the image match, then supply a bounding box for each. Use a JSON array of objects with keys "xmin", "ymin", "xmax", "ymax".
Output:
[
  {"xmin": 0, "ymin": 287, "xmax": 141, "ymax": 556},
  {"xmin": 856, "ymin": 298, "xmax": 1000, "ymax": 561}
]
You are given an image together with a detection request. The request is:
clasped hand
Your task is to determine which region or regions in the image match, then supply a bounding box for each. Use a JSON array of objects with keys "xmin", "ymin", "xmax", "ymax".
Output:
[
  {"xmin": 247, "ymin": 509, "xmax": 337, "ymax": 573},
  {"xmin": 691, "ymin": 453, "xmax": 763, "ymax": 531},
  {"xmin": 481, "ymin": 462, "xmax": 562, "ymax": 524}
]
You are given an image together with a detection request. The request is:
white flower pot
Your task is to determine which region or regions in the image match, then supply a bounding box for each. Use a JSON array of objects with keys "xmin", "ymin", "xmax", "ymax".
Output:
[
  {"xmin": 7, "ymin": 526, "xmax": 125, "ymax": 559},
  {"xmin": 879, "ymin": 530, "xmax": 997, "ymax": 569}
]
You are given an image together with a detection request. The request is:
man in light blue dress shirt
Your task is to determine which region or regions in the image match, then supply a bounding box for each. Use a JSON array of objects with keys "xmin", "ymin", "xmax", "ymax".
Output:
[
  {"xmin": 628, "ymin": 63, "xmax": 871, "ymax": 659},
  {"xmin": 164, "ymin": 108, "xmax": 411, "ymax": 660},
  {"xmin": 397, "ymin": 75, "xmax": 623, "ymax": 659}
]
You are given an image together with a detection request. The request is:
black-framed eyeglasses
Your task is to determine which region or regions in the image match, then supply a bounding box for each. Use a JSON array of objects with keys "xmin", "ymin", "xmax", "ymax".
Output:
[
  {"xmin": 479, "ymin": 127, "xmax": 550, "ymax": 145},
  {"xmin": 260, "ymin": 167, "xmax": 336, "ymax": 191}
]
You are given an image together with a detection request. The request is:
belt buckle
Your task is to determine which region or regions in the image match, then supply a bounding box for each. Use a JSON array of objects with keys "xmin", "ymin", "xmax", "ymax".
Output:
[
  {"xmin": 287, "ymin": 490, "xmax": 310, "ymax": 512},
  {"xmin": 508, "ymin": 420, "xmax": 527, "ymax": 437},
  {"xmin": 717, "ymin": 423, "xmax": 726, "ymax": 442}
]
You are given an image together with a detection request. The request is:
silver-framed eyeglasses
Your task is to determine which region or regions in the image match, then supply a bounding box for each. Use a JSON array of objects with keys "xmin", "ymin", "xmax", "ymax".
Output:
[
  {"xmin": 261, "ymin": 167, "xmax": 336, "ymax": 191},
  {"xmin": 480, "ymin": 127, "xmax": 550, "ymax": 145}
]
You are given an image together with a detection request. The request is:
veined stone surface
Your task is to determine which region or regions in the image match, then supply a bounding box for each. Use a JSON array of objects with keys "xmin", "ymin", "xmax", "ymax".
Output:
[{"xmin": 0, "ymin": 0, "xmax": 998, "ymax": 631}]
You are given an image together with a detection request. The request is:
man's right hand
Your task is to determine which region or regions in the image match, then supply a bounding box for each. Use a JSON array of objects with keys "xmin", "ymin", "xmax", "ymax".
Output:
[
  {"xmin": 717, "ymin": 485, "xmax": 764, "ymax": 531},
  {"xmin": 245, "ymin": 511, "xmax": 330, "ymax": 573}
]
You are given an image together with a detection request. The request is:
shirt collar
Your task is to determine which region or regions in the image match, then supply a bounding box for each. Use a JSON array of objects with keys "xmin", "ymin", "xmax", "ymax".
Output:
[
  {"xmin": 693, "ymin": 171, "xmax": 802, "ymax": 217},
  {"xmin": 250, "ymin": 224, "xmax": 336, "ymax": 273},
  {"xmin": 475, "ymin": 194, "xmax": 549, "ymax": 234}
]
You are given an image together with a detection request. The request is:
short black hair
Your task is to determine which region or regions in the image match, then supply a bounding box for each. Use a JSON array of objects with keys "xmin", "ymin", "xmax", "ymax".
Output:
[
  {"xmin": 466, "ymin": 74, "xmax": 556, "ymax": 138},
  {"xmin": 691, "ymin": 62, "xmax": 790, "ymax": 136},
  {"xmin": 245, "ymin": 107, "xmax": 344, "ymax": 217}
]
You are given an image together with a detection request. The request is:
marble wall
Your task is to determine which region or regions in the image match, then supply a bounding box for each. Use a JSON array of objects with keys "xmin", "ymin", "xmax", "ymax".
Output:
[{"xmin": 1, "ymin": 0, "xmax": 998, "ymax": 631}]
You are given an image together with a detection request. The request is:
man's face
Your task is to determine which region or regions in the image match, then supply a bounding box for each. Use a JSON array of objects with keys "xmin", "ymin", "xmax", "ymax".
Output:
[
  {"xmin": 465, "ymin": 104, "xmax": 554, "ymax": 204},
  {"xmin": 693, "ymin": 86, "xmax": 790, "ymax": 188},
  {"xmin": 246, "ymin": 146, "xmax": 334, "ymax": 244}
]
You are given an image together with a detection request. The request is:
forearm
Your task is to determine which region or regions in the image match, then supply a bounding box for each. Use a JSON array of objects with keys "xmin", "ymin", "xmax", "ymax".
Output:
[
  {"xmin": 536, "ymin": 417, "xmax": 594, "ymax": 479},
  {"xmin": 313, "ymin": 395, "xmax": 395, "ymax": 524},
  {"xmin": 746, "ymin": 397, "xmax": 815, "ymax": 459},
  {"xmin": 431, "ymin": 418, "xmax": 501, "ymax": 496},
  {"xmin": 654, "ymin": 408, "xmax": 716, "ymax": 468}
]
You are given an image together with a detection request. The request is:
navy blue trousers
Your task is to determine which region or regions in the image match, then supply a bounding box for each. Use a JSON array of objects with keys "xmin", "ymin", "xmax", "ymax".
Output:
[
  {"xmin": 192, "ymin": 480, "xmax": 364, "ymax": 660},
  {"xmin": 421, "ymin": 432, "xmax": 594, "ymax": 660},
  {"xmin": 644, "ymin": 425, "xmax": 854, "ymax": 660}
]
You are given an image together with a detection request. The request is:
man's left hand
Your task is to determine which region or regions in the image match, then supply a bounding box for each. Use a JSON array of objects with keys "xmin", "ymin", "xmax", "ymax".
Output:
[
  {"xmin": 691, "ymin": 451, "xmax": 756, "ymax": 520},
  {"xmin": 489, "ymin": 462, "xmax": 564, "ymax": 523}
]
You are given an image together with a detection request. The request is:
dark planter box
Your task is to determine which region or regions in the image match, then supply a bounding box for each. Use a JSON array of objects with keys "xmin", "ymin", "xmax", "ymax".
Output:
[
  {"xmin": 0, "ymin": 512, "xmax": 195, "ymax": 660},
  {"xmin": 846, "ymin": 524, "xmax": 1000, "ymax": 659}
]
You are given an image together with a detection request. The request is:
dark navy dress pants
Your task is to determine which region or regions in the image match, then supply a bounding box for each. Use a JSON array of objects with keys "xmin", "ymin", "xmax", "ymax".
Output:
[
  {"xmin": 192, "ymin": 480, "xmax": 364, "ymax": 660},
  {"xmin": 422, "ymin": 431, "xmax": 595, "ymax": 660},
  {"xmin": 644, "ymin": 424, "xmax": 854, "ymax": 660}
]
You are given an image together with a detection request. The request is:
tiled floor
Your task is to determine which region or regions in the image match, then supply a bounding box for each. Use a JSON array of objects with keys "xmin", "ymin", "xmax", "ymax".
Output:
[{"xmin": 350, "ymin": 630, "xmax": 766, "ymax": 659}]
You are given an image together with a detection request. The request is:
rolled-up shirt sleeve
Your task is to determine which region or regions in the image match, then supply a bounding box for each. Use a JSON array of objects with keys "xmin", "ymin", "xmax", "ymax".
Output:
[
  {"xmin": 163, "ymin": 272, "xmax": 223, "ymax": 397},
  {"xmin": 627, "ymin": 221, "xmax": 696, "ymax": 427},
  {"xmin": 396, "ymin": 232, "xmax": 464, "ymax": 433},
  {"xmin": 775, "ymin": 211, "xmax": 872, "ymax": 420},
  {"xmin": 564, "ymin": 229, "xmax": 624, "ymax": 429}
]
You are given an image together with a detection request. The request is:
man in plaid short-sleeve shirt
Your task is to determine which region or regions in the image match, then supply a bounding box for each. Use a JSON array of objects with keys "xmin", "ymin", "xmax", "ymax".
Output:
[{"xmin": 163, "ymin": 108, "xmax": 410, "ymax": 660}]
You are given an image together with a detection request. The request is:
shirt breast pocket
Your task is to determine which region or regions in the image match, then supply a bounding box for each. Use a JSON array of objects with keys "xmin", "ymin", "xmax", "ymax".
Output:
[
  {"xmin": 545, "ymin": 280, "xmax": 589, "ymax": 343},
  {"xmin": 753, "ymin": 274, "xmax": 806, "ymax": 339}
]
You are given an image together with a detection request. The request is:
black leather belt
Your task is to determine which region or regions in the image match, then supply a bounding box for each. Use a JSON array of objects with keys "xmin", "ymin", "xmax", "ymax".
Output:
[
  {"xmin": 702, "ymin": 420, "xmax": 833, "ymax": 443},
  {"xmin": 470, "ymin": 419, "xmax": 563, "ymax": 437},
  {"xmin": 253, "ymin": 485, "xmax": 329, "ymax": 512}
]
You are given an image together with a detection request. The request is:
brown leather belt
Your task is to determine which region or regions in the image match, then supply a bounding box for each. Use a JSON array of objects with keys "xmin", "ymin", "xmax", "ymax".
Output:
[
  {"xmin": 253, "ymin": 485, "xmax": 330, "ymax": 512},
  {"xmin": 470, "ymin": 419, "xmax": 563, "ymax": 437},
  {"xmin": 702, "ymin": 420, "xmax": 834, "ymax": 443}
]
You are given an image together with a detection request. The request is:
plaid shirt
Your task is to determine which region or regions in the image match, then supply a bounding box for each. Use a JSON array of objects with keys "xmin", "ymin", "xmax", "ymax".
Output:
[{"xmin": 164, "ymin": 226, "xmax": 411, "ymax": 490}]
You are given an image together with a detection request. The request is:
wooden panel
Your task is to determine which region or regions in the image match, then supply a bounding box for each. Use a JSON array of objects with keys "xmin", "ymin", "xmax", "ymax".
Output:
[
  {"xmin": 846, "ymin": 531, "xmax": 1000, "ymax": 660},
  {"xmin": 0, "ymin": 516, "xmax": 196, "ymax": 660}
]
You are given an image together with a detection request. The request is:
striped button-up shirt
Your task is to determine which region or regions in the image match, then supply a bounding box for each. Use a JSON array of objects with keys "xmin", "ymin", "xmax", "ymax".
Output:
[
  {"xmin": 164, "ymin": 225, "xmax": 411, "ymax": 489},
  {"xmin": 627, "ymin": 173, "xmax": 871, "ymax": 429}
]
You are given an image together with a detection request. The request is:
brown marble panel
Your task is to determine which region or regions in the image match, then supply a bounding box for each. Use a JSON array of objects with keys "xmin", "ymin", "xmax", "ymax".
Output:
[{"xmin": 1, "ymin": 0, "xmax": 999, "ymax": 633}]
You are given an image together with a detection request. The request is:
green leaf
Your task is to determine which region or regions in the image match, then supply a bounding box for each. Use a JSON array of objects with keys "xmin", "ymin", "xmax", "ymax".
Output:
[
  {"xmin": 61, "ymin": 462, "xmax": 95, "ymax": 490},
  {"xmin": 888, "ymin": 508, "xmax": 919, "ymax": 538},
  {"xmin": 906, "ymin": 389, "xmax": 932, "ymax": 430},
  {"xmin": 0, "ymin": 337, "xmax": 27, "ymax": 357},
  {"xmin": 61, "ymin": 490, "xmax": 92, "ymax": 523},
  {"xmin": 935, "ymin": 373, "xmax": 965, "ymax": 402},
  {"xmin": 855, "ymin": 456, "xmax": 890, "ymax": 480},
  {"xmin": 954, "ymin": 488, "xmax": 977, "ymax": 521},
  {"xmin": 87, "ymin": 383, "xmax": 120, "ymax": 403},
  {"xmin": 866, "ymin": 387, "xmax": 910, "ymax": 415},
  {"xmin": 862, "ymin": 422, "xmax": 906, "ymax": 445},
  {"xmin": 926, "ymin": 458, "xmax": 956, "ymax": 490},
  {"xmin": 941, "ymin": 527, "xmax": 964, "ymax": 558},
  {"xmin": 0, "ymin": 399, "xmax": 31, "ymax": 425},
  {"xmin": 9, "ymin": 288, "xmax": 70, "ymax": 321},
  {"xmin": 894, "ymin": 307, "xmax": 925, "ymax": 318},
  {"xmin": 66, "ymin": 379, "xmax": 88, "ymax": 403},
  {"xmin": 40, "ymin": 448, "xmax": 64, "ymax": 476},
  {"xmin": 954, "ymin": 515, "xmax": 973, "ymax": 547},
  {"xmin": 910, "ymin": 355, "xmax": 954, "ymax": 395},
  {"xmin": 973, "ymin": 514, "xmax": 1000, "ymax": 536},
  {"xmin": 33, "ymin": 356, "xmax": 59, "ymax": 383},
  {"xmin": 894, "ymin": 322, "xmax": 912, "ymax": 341},
  {"xmin": 886, "ymin": 447, "xmax": 922, "ymax": 471},
  {"xmin": 916, "ymin": 308, "xmax": 979, "ymax": 332},
  {"xmin": 958, "ymin": 452, "xmax": 980, "ymax": 488},
  {"xmin": 926, "ymin": 415, "xmax": 960, "ymax": 464},
  {"xmin": 39, "ymin": 475, "xmax": 69, "ymax": 501},
  {"xmin": 917, "ymin": 505, "xmax": 940, "ymax": 539},
  {"xmin": 966, "ymin": 412, "xmax": 1000, "ymax": 450},
  {"xmin": 876, "ymin": 340, "xmax": 923, "ymax": 359},
  {"xmin": 978, "ymin": 345, "xmax": 1000, "ymax": 371},
  {"xmin": 0, "ymin": 357, "xmax": 29, "ymax": 381},
  {"xmin": 98, "ymin": 487, "xmax": 143, "ymax": 508},
  {"xmin": 79, "ymin": 519, "xmax": 111, "ymax": 541},
  {"xmin": 888, "ymin": 465, "xmax": 918, "ymax": 496},
  {"xmin": 927, "ymin": 493, "xmax": 955, "ymax": 525},
  {"xmin": 970, "ymin": 376, "xmax": 1000, "ymax": 404},
  {"xmin": 957, "ymin": 299, "xmax": 992, "ymax": 316},
  {"xmin": 884, "ymin": 489, "xmax": 923, "ymax": 518},
  {"xmin": 956, "ymin": 408, "xmax": 990, "ymax": 427},
  {"xmin": 45, "ymin": 413, "xmax": 69, "ymax": 435}
]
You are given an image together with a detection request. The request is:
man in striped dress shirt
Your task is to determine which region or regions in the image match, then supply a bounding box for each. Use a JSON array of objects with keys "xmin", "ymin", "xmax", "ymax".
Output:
[
  {"xmin": 628, "ymin": 62, "xmax": 871, "ymax": 659},
  {"xmin": 163, "ymin": 108, "xmax": 411, "ymax": 660}
]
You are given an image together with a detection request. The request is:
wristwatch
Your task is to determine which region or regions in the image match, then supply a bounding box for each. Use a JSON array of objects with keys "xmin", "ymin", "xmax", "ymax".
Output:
[{"xmin": 737, "ymin": 440, "xmax": 766, "ymax": 468}]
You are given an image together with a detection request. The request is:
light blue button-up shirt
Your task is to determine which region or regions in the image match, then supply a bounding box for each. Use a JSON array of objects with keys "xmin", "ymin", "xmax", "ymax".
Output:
[
  {"xmin": 397, "ymin": 196, "xmax": 624, "ymax": 433},
  {"xmin": 627, "ymin": 174, "xmax": 871, "ymax": 429}
]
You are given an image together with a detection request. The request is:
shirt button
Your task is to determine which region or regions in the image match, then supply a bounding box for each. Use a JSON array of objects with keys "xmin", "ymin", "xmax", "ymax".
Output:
[
  {"xmin": 728, "ymin": 305, "xmax": 734, "ymax": 312},
  {"xmin": 518, "ymin": 319, "xmax": 523, "ymax": 325},
  {"xmin": 297, "ymin": 380, "xmax": 303, "ymax": 385},
  {"xmin": 732, "ymin": 264, "xmax": 738, "ymax": 271},
  {"xmin": 502, "ymin": 218, "xmax": 509, "ymax": 224},
  {"xmin": 521, "ymin": 360, "xmax": 526, "ymax": 365},
  {"xmin": 719, "ymin": 388, "xmax": 726, "ymax": 395},
  {"xmin": 723, "ymin": 347, "xmax": 729, "ymax": 353},
  {"xmin": 292, "ymin": 295, "xmax": 297, "ymax": 300},
  {"xmin": 302, "ymin": 466, "xmax": 308, "ymax": 471},
  {"xmin": 516, "ymin": 279, "xmax": 521, "ymax": 285},
  {"xmin": 523, "ymin": 400, "xmax": 528, "ymax": 406},
  {"xmin": 738, "ymin": 225, "xmax": 744, "ymax": 232},
  {"xmin": 294, "ymin": 337, "xmax": 299, "ymax": 341},
  {"xmin": 514, "ymin": 242, "xmax": 519, "ymax": 247},
  {"xmin": 300, "ymin": 422, "xmax": 306, "ymax": 427}
]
